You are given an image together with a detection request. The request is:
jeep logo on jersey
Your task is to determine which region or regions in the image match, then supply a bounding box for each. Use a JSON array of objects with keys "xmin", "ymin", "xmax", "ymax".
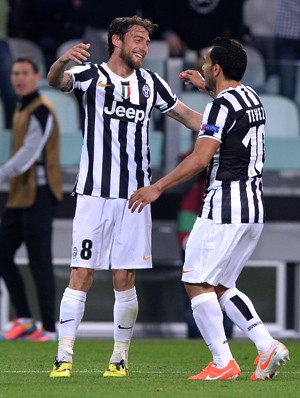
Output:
[{"xmin": 104, "ymin": 100, "xmax": 146, "ymax": 123}]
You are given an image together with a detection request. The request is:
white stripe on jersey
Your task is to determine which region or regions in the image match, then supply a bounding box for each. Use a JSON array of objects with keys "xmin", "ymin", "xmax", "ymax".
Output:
[
  {"xmin": 66, "ymin": 62, "xmax": 178, "ymax": 199},
  {"xmin": 199, "ymin": 85, "xmax": 265, "ymax": 224}
]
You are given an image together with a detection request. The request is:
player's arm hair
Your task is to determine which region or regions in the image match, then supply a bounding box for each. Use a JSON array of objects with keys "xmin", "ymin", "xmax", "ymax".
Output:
[
  {"xmin": 166, "ymin": 101, "xmax": 203, "ymax": 132},
  {"xmin": 47, "ymin": 60, "xmax": 73, "ymax": 92}
]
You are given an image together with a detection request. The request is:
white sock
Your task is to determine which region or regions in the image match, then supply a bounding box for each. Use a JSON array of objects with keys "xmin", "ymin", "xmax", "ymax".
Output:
[
  {"xmin": 57, "ymin": 287, "xmax": 86, "ymax": 362},
  {"xmin": 219, "ymin": 288, "xmax": 274, "ymax": 353},
  {"xmin": 109, "ymin": 287, "xmax": 138, "ymax": 364},
  {"xmin": 191, "ymin": 292, "xmax": 233, "ymax": 368}
]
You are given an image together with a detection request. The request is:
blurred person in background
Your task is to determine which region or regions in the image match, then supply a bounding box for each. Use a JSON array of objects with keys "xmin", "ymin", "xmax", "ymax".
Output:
[
  {"xmin": 6, "ymin": 0, "xmax": 85, "ymax": 69},
  {"xmin": 243, "ymin": 0, "xmax": 276, "ymax": 77},
  {"xmin": 0, "ymin": 57, "xmax": 62, "ymax": 342},
  {"xmin": 76, "ymin": 0, "xmax": 142, "ymax": 62},
  {"xmin": 274, "ymin": 0, "xmax": 300, "ymax": 100},
  {"xmin": 142, "ymin": 0, "xmax": 247, "ymax": 57}
]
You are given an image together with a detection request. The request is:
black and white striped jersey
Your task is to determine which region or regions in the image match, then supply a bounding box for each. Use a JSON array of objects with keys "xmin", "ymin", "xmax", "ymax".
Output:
[
  {"xmin": 66, "ymin": 62, "xmax": 178, "ymax": 198},
  {"xmin": 199, "ymin": 85, "xmax": 265, "ymax": 224}
]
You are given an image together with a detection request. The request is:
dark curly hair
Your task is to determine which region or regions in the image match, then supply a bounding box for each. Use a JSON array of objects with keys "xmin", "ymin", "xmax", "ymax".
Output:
[
  {"xmin": 107, "ymin": 15, "xmax": 157, "ymax": 56},
  {"xmin": 209, "ymin": 37, "xmax": 247, "ymax": 82}
]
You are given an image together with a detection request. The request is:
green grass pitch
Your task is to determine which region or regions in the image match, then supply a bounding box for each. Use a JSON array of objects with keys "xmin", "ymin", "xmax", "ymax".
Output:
[{"xmin": 0, "ymin": 339, "xmax": 299, "ymax": 398}]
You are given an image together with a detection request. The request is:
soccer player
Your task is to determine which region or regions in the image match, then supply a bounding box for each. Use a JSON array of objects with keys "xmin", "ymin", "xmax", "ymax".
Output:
[
  {"xmin": 47, "ymin": 16, "xmax": 203, "ymax": 377},
  {"xmin": 129, "ymin": 37, "xmax": 289, "ymax": 381}
]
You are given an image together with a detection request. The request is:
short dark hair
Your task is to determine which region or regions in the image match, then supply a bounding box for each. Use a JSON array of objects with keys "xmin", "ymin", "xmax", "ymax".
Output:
[
  {"xmin": 209, "ymin": 37, "xmax": 247, "ymax": 82},
  {"xmin": 107, "ymin": 15, "xmax": 157, "ymax": 56},
  {"xmin": 11, "ymin": 57, "xmax": 39, "ymax": 74}
]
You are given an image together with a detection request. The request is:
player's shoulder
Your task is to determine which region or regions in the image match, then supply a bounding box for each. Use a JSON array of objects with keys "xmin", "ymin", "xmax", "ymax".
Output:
[
  {"xmin": 139, "ymin": 67, "xmax": 163, "ymax": 81},
  {"xmin": 66, "ymin": 62, "xmax": 95, "ymax": 75}
]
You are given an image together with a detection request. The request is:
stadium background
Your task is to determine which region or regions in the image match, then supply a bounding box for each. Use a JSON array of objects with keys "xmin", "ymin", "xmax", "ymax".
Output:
[{"xmin": 0, "ymin": 0, "xmax": 299, "ymax": 340}]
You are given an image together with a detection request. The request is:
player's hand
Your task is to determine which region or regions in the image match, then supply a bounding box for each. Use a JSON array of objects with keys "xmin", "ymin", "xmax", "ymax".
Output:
[
  {"xmin": 179, "ymin": 69, "xmax": 206, "ymax": 91},
  {"xmin": 59, "ymin": 43, "xmax": 91, "ymax": 65},
  {"xmin": 128, "ymin": 185, "xmax": 162, "ymax": 213}
]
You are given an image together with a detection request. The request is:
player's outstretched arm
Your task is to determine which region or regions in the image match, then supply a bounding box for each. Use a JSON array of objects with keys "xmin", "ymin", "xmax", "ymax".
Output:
[
  {"xmin": 129, "ymin": 137, "xmax": 219, "ymax": 213},
  {"xmin": 47, "ymin": 43, "xmax": 91, "ymax": 91}
]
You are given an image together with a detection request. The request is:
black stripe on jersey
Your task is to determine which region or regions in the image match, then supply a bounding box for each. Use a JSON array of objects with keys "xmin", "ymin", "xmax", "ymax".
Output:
[
  {"xmin": 240, "ymin": 180, "xmax": 249, "ymax": 222},
  {"xmin": 135, "ymin": 70, "xmax": 148, "ymax": 188},
  {"xmin": 74, "ymin": 64, "xmax": 99, "ymax": 195},
  {"xmin": 119, "ymin": 120, "xmax": 129, "ymax": 197},
  {"xmin": 206, "ymin": 99, "xmax": 220, "ymax": 125},
  {"xmin": 73, "ymin": 89, "xmax": 85, "ymax": 134},
  {"xmin": 251, "ymin": 177, "xmax": 260, "ymax": 223},
  {"xmin": 144, "ymin": 69, "xmax": 172, "ymax": 108},
  {"xmin": 207, "ymin": 189, "xmax": 215, "ymax": 219},
  {"xmin": 138, "ymin": 70, "xmax": 158, "ymax": 180},
  {"xmin": 98, "ymin": 65, "xmax": 114, "ymax": 197},
  {"xmin": 259, "ymin": 178, "xmax": 265, "ymax": 222},
  {"xmin": 221, "ymin": 182, "xmax": 232, "ymax": 223}
]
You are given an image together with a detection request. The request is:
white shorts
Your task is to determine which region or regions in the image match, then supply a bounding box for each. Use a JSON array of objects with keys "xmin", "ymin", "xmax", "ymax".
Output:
[
  {"xmin": 182, "ymin": 218, "xmax": 263, "ymax": 288},
  {"xmin": 71, "ymin": 195, "xmax": 152, "ymax": 270}
]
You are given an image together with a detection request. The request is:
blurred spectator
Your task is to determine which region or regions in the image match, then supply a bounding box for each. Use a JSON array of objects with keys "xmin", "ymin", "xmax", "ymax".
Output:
[
  {"xmin": 274, "ymin": 0, "xmax": 300, "ymax": 100},
  {"xmin": 0, "ymin": 39, "xmax": 16, "ymax": 128},
  {"xmin": 243, "ymin": 0, "xmax": 276, "ymax": 77},
  {"xmin": 142, "ymin": 0, "xmax": 248, "ymax": 57},
  {"xmin": 77, "ymin": 0, "xmax": 142, "ymax": 62},
  {"xmin": 7, "ymin": 0, "xmax": 85, "ymax": 69},
  {"xmin": 0, "ymin": 57, "xmax": 62, "ymax": 342}
]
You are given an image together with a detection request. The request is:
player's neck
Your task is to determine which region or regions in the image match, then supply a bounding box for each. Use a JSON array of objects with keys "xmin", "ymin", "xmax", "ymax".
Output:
[
  {"xmin": 107, "ymin": 57, "xmax": 134, "ymax": 79},
  {"xmin": 215, "ymin": 80, "xmax": 241, "ymax": 96}
]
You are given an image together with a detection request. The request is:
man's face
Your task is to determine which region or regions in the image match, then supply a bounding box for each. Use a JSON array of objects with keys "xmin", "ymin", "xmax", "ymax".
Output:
[
  {"xmin": 119, "ymin": 25, "xmax": 150, "ymax": 70},
  {"xmin": 202, "ymin": 49, "xmax": 216, "ymax": 93},
  {"xmin": 10, "ymin": 61, "xmax": 40, "ymax": 98}
]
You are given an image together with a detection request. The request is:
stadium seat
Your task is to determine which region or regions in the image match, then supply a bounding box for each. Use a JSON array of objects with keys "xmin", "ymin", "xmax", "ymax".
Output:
[
  {"xmin": 184, "ymin": 48, "xmax": 198, "ymax": 69},
  {"xmin": 242, "ymin": 44, "xmax": 267, "ymax": 91},
  {"xmin": 0, "ymin": 130, "xmax": 12, "ymax": 165},
  {"xmin": 60, "ymin": 133, "xmax": 82, "ymax": 168},
  {"xmin": 143, "ymin": 40, "xmax": 169, "ymax": 79},
  {"xmin": 149, "ymin": 129, "xmax": 164, "ymax": 169},
  {"xmin": 40, "ymin": 87, "xmax": 81, "ymax": 134},
  {"xmin": 264, "ymin": 137, "xmax": 300, "ymax": 171},
  {"xmin": 7, "ymin": 38, "xmax": 47, "ymax": 78},
  {"xmin": 260, "ymin": 93, "xmax": 300, "ymax": 137}
]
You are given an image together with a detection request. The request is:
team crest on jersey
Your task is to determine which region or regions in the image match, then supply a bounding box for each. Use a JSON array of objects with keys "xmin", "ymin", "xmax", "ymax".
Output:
[
  {"xmin": 121, "ymin": 82, "xmax": 131, "ymax": 99},
  {"xmin": 142, "ymin": 84, "xmax": 150, "ymax": 98}
]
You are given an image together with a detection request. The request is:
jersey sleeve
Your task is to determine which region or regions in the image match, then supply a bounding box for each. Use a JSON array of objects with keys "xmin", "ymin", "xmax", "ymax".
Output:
[
  {"xmin": 198, "ymin": 98, "xmax": 234, "ymax": 142},
  {"xmin": 65, "ymin": 63, "xmax": 94, "ymax": 92},
  {"xmin": 150, "ymin": 72, "xmax": 178, "ymax": 113},
  {"xmin": 0, "ymin": 105, "xmax": 53, "ymax": 181}
]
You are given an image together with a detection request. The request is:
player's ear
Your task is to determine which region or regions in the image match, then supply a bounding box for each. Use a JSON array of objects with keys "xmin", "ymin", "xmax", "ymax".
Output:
[
  {"xmin": 112, "ymin": 34, "xmax": 121, "ymax": 49},
  {"xmin": 213, "ymin": 64, "xmax": 221, "ymax": 77}
]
